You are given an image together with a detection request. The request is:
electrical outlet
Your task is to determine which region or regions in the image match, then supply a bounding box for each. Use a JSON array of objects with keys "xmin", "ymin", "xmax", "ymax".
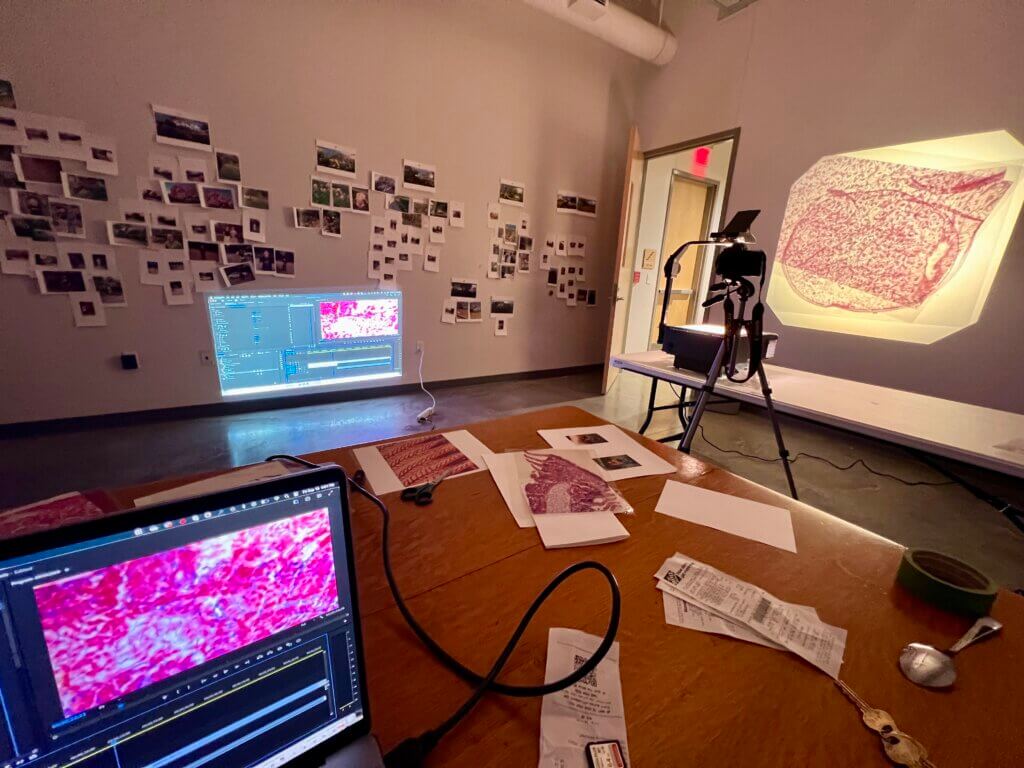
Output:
[
  {"xmin": 199, "ymin": 350, "xmax": 213, "ymax": 366},
  {"xmin": 416, "ymin": 340, "xmax": 424, "ymax": 354}
]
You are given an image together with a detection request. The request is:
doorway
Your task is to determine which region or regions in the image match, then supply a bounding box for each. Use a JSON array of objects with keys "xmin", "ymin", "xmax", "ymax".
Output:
[{"xmin": 620, "ymin": 131, "xmax": 739, "ymax": 355}]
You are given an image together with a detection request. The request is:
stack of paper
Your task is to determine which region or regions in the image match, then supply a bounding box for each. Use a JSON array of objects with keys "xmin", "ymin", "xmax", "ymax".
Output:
[
  {"xmin": 655, "ymin": 553, "xmax": 847, "ymax": 678},
  {"xmin": 537, "ymin": 424, "xmax": 675, "ymax": 481},
  {"xmin": 484, "ymin": 449, "xmax": 630, "ymax": 548}
]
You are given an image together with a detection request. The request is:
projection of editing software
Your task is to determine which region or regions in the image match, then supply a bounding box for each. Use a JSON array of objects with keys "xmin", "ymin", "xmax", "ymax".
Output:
[{"xmin": 207, "ymin": 290, "xmax": 403, "ymax": 397}]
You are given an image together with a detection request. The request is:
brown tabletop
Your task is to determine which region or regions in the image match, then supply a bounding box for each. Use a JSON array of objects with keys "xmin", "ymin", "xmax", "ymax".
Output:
[{"xmin": 109, "ymin": 406, "xmax": 1024, "ymax": 766}]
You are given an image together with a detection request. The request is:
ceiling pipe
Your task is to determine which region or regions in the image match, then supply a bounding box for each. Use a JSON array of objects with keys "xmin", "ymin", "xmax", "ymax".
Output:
[{"xmin": 522, "ymin": 0, "xmax": 677, "ymax": 65}]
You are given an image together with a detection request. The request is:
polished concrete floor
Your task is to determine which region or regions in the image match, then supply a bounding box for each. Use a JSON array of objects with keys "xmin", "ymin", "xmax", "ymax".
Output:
[{"xmin": 3, "ymin": 369, "xmax": 1023, "ymax": 589}]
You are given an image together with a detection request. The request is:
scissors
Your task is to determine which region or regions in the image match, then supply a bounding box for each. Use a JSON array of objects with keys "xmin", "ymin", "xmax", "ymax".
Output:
[{"xmin": 400, "ymin": 469, "xmax": 454, "ymax": 506}]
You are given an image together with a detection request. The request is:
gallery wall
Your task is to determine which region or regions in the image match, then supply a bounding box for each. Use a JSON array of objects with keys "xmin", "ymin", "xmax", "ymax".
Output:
[
  {"xmin": 637, "ymin": 0, "xmax": 1024, "ymax": 414},
  {"xmin": 0, "ymin": 0, "xmax": 643, "ymax": 425}
]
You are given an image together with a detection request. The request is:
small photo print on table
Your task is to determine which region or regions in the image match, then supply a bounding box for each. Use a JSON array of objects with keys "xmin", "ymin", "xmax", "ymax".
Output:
[
  {"xmin": 594, "ymin": 455, "xmax": 641, "ymax": 471},
  {"xmin": 567, "ymin": 433, "xmax": 608, "ymax": 445}
]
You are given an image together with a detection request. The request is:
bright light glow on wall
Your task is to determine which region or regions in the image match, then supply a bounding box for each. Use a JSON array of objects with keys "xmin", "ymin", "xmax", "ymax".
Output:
[{"xmin": 767, "ymin": 131, "xmax": 1024, "ymax": 343}]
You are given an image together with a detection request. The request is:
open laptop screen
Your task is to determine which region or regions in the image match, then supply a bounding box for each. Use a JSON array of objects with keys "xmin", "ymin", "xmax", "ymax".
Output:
[{"xmin": 0, "ymin": 471, "xmax": 366, "ymax": 768}]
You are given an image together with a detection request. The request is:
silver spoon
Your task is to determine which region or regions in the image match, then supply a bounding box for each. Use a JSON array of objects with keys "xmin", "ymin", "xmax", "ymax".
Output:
[{"xmin": 899, "ymin": 616, "xmax": 1002, "ymax": 688}]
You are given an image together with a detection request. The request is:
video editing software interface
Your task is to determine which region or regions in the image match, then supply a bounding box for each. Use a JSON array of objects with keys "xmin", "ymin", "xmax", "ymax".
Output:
[
  {"xmin": 207, "ymin": 290, "xmax": 403, "ymax": 397},
  {"xmin": 0, "ymin": 480, "xmax": 364, "ymax": 768}
]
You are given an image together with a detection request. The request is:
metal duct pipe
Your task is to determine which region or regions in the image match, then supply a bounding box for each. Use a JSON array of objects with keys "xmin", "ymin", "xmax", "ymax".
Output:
[{"xmin": 522, "ymin": 0, "xmax": 677, "ymax": 65}]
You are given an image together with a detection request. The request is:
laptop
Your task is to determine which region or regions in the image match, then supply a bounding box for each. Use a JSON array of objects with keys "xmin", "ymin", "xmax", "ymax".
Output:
[{"xmin": 0, "ymin": 465, "xmax": 384, "ymax": 768}]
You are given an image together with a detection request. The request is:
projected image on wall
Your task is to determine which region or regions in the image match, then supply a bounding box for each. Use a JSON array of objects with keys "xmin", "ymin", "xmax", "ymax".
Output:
[{"xmin": 768, "ymin": 130, "xmax": 1024, "ymax": 343}]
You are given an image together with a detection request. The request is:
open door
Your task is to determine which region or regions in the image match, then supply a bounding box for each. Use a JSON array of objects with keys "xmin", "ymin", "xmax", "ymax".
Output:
[{"xmin": 602, "ymin": 125, "xmax": 643, "ymax": 393}]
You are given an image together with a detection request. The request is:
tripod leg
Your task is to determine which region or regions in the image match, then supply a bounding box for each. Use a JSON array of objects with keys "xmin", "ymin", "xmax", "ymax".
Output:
[
  {"xmin": 638, "ymin": 378, "xmax": 658, "ymax": 435},
  {"xmin": 756, "ymin": 364, "xmax": 799, "ymax": 500}
]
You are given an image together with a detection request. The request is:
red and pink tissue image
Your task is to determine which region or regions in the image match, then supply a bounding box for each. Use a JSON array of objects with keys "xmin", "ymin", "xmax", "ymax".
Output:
[
  {"xmin": 33, "ymin": 508, "xmax": 339, "ymax": 717},
  {"xmin": 319, "ymin": 298, "xmax": 399, "ymax": 339},
  {"xmin": 777, "ymin": 155, "xmax": 1010, "ymax": 312}
]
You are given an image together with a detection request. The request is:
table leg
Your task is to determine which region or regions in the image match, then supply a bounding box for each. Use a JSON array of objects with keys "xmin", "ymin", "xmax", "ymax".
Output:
[{"xmin": 638, "ymin": 378, "xmax": 658, "ymax": 434}]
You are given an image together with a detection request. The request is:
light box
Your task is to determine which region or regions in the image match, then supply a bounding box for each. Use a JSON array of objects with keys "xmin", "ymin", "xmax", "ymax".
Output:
[{"xmin": 767, "ymin": 130, "xmax": 1024, "ymax": 343}]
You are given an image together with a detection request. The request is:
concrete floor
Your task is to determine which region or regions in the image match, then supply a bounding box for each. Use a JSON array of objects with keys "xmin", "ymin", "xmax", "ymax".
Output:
[{"xmin": 3, "ymin": 369, "xmax": 1023, "ymax": 589}]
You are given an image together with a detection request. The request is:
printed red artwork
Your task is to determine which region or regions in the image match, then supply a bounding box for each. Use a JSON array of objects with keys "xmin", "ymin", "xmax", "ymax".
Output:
[
  {"xmin": 377, "ymin": 433, "xmax": 477, "ymax": 486},
  {"xmin": 319, "ymin": 298, "xmax": 399, "ymax": 339},
  {"xmin": 777, "ymin": 156, "xmax": 1011, "ymax": 312},
  {"xmin": 33, "ymin": 508, "xmax": 339, "ymax": 717},
  {"xmin": 520, "ymin": 451, "xmax": 631, "ymax": 515},
  {"xmin": 0, "ymin": 492, "xmax": 117, "ymax": 540}
]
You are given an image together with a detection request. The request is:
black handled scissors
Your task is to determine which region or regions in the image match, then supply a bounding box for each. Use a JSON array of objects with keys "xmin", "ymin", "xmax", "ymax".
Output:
[{"xmin": 400, "ymin": 468, "xmax": 453, "ymax": 506}]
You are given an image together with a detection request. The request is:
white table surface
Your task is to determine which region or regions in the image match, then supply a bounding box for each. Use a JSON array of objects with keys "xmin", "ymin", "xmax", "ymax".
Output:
[{"xmin": 612, "ymin": 350, "xmax": 1024, "ymax": 479}]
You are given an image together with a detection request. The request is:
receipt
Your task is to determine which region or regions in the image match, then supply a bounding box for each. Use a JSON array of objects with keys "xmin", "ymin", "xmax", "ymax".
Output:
[
  {"xmin": 539, "ymin": 628, "xmax": 630, "ymax": 768},
  {"xmin": 655, "ymin": 554, "xmax": 847, "ymax": 678},
  {"xmin": 661, "ymin": 590, "xmax": 785, "ymax": 649}
]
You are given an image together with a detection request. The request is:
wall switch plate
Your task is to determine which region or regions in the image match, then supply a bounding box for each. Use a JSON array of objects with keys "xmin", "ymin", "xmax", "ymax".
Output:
[
  {"xmin": 120, "ymin": 352, "xmax": 140, "ymax": 370},
  {"xmin": 199, "ymin": 350, "xmax": 213, "ymax": 366}
]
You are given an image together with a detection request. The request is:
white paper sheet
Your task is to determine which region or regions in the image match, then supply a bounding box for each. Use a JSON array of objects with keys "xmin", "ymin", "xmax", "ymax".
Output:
[
  {"xmin": 352, "ymin": 430, "xmax": 492, "ymax": 494},
  {"xmin": 133, "ymin": 460, "xmax": 292, "ymax": 507},
  {"xmin": 539, "ymin": 628, "xmax": 630, "ymax": 768},
  {"xmin": 655, "ymin": 480, "xmax": 797, "ymax": 553},
  {"xmin": 537, "ymin": 424, "xmax": 675, "ymax": 481},
  {"xmin": 654, "ymin": 554, "xmax": 847, "ymax": 678}
]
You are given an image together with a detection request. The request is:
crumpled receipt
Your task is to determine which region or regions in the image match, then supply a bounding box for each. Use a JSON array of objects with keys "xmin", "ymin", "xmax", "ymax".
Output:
[{"xmin": 539, "ymin": 628, "xmax": 630, "ymax": 768}]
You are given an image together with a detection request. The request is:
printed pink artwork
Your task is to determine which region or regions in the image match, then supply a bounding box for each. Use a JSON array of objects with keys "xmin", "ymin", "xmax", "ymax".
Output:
[
  {"xmin": 520, "ymin": 451, "xmax": 631, "ymax": 516},
  {"xmin": 319, "ymin": 298, "xmax": 399, "ymax": 339},
  {"xmin": 777, "ymin": 155, "xmax": 1011, "ymax": 312},
  {"xmin": 0, "ymin": 492, "xmax": 119, "ymax": 540},
  {"xmin": 377, "ymin": 433, "xmax": 478, "ymax": 487},
  {"xmin": 33, "ymin": 508, "xmax": 339, "ymax": 717}
]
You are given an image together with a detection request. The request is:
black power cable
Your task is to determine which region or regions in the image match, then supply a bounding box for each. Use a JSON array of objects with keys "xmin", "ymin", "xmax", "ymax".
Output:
[{"xmin": 267, "ymin": 454, "xmax": 622, "ymax": 767}]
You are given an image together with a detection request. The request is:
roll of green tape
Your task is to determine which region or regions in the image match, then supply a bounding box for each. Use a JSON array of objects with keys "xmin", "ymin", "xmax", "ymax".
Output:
[{"xmin": 896, "ymin": 549, "xmax": 998, "ymax": 617}]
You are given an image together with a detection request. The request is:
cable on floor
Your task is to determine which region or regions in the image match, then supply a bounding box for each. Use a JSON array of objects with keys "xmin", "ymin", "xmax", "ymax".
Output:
[{"xmin": 415, "ymin": 343, "xmax": 437, "ymax": 427}]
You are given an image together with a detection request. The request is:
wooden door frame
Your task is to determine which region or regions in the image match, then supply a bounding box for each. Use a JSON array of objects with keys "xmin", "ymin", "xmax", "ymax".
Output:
[{"xmin": 648, "ymin": 170, "xmax": 719, "ymax": 346}]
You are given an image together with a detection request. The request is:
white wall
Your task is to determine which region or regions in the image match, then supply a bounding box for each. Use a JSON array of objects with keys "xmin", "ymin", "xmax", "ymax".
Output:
[
  {"xmin": 636, "ymin": 0, "xmax": 1024, "ymax": 414},
  {"xmin": 623, "ymin": 140, "xmax": 732, "ymax": 352},
  {"xmin": 0, "ymin": 0, "xmax": 643, "ymax": 424}
]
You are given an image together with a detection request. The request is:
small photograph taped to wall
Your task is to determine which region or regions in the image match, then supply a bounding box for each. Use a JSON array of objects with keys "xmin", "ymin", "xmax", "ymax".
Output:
[
  {"xmin": 72, "ymin": 294, "xmax": 107, "ymax": 327},
  {"xmin": 441, "ymin": 298, "xmax": 457, "ymax": 325},
  {"xmin": 200, "ymin": 184, "xmax": 236, "ymax": 210},
  {"xmin": 316, "ymin": 139, "xmax": 356, "ymax": 178},
  {"xmin": 498, "ymin": 179, "xmax": 525, "ymax": 207},
  {"xmin": 12, "ymin": 154, "xmax": 60, "ymax": 187},
  {"xmin": 12, "ymin": 215, "xmax": 54, "ymax": 242},
  {"xmin": 387, "ymin": 194, "xmax": 410, "ymax": 213},
  {"xmin": 424, "ymin": 248, "xmax": 440, "ymax": 272},
  {"xmin": 500, "ymin": 264, "xmax": 516, "ymax": 280},
  {"xmin": 489, "ymin": 296, "xmax": 514, "ymax": 316},
  {"xmin": 294, "ymin": 207, "xmax": 322, "ymax": 229},
  {"xmin": 254, "ymin": 246, "xmax": 276, "ymax": 274},
  {"xmin": 192, "ymin": 264, "xmax": 219, "ymax": 292},
  {"xmin": 556, "ymin": 190, "xmax": 578, "ymax": 214},
  {"xmin": 547, "ymin": 267, "xmax": 558, "ymax": 286},
  {"xmin": 188, "ymin": 240, "xmax": 220, "ymax": 262},
  {"xmin": 164, "ymin": 278, "xmax": 194, "ymax": 305},
  {"xmin": 152, "ymin": 104, "xmax": 212, "ymax": 151},
  {"xmin": 402, "ymin": 159, "xmax": 436, "ymax": 193},
  {"xmin": 178, "ymin": 156, "xmax": 208, "ymax": 184},
  {"xmin": 402, "ymin": 212, "xmax": 422, "ymax": 228},
  {"xmin": 429, "ymin": 222, "xmax": 445, "ymax": 243},
  {"xmin": 518, "ymin": 234, "xmax": 533, "ymax": 252},
  {"xmin": 594, "ymin": 454, "xmax": 641, "ymax": 471},
  {"xmin": 243, "ymin": 209, "xmax": 267, "ymax": 242},
  {"xmin": 331, "ymin": 182, "xmax": 351, "ymax": 209},
  {"xmin": 311, "ymin": 176, "xmax": 331, "ymax": 208},
  {"xmin": 106, "ymin": 221, "xmax": 149, "ymax": 248},
  {"xmin": 92, "ymin": 274, "xmax": 127, "ymax": 305},
  {"xmin": 150, "ymin": 227, "xmax": 184, "ymax": 250},
  {"xmin": 450, "ymin": 278, "xmax": 477, "ymax": 298},
  {"xmin": 161, "ymin": 180, "xmax": 201, "ymax": 206},
  {"xmin": 89, "ymin": 249, "xmax": 115, "ymax": 272},
  {"xmin": 428, "ymin": 199, "xmax": 448, "ymax": 219},
  {"xmin": 11, "ymin": 189, "xmax": 49, "ymax": 218},
  {"xmin": 62, "ymin": 172, "xmax": 108, "ymax": 203},
  {"xmin": 214, "ymin": 148, "xmax": 241, "ymax": 183},
  {"xmin": 517, "ymin": 252, "xmax": 530, "ymax": 272},
  {"xmin": 153, "ymin": 210, "xmax": 179, "ymax": 228},
  {"xmin": 350, "ymin": 186, "xmax": 370, "ymax": 213},
  {"xmin": 503, "ymin": 222, "xmax": 518, "ymax": 246},
  {"xmin": 220, "ymin": 261, "xmax": 257, "ymax": 287},
  {"xmin": 372, "ymin": 172, "xmax": 397, "ymax": 194},
  {"xmin": 149, "ymin": 152, "xmax": 177, "ymax": 181},
  {"xmin": 138, "ymin": 177, "xmax": 164, "ymax": 203},
  {"xmin": 241, "ymin": 186, "xmax": 270, "ymax": 210},
  {"xmin": 487, "ymin": 203, "xmax": 501, "ymax": 224},
  {"xmin": 0, "ymin": 80, "xmax": 15, "ymax": 109},
  {"xmin": 577, "ymin": 195, "xmax": 597, "ymax": 218},
  {"xmin": 222, "ymin": 243, "xmax": 254, "ymax": 265},
  {"xmin": 212, "ymin": 221, "xmax": 244, "ymax": 244},
  {"xmin": 321, "ymin": 209, "xmax": 342, "ymax": 238},
  {"xmin": 494, "ymin": 318, "xmax": 508, "ymax": 337},
  {"xmin": 274, "ymin": 249, "xmax": 295, "ymax": 277},
  {"xmin": 37, "ymin": 269, "xmax": 87, "ymax": 294},
  {"xmin": 448, "ymin": 200, "xmax": 465, "ymax": 228}
]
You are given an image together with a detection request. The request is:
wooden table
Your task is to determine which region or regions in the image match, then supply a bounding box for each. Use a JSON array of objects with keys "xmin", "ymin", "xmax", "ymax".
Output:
[{"xmin": 108, "ymin": 406, "xmax": 1024, "ymax": 766}]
